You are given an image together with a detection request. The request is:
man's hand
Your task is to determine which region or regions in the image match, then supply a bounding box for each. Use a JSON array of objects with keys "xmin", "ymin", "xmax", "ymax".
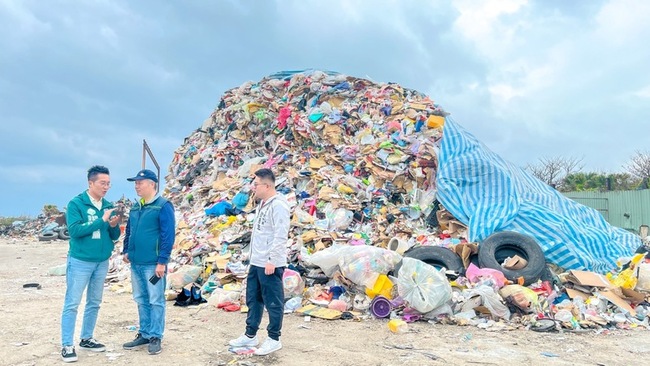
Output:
[
  {"xmin": 155, "ymin": 263, "xmax": 166, "ymax": 277},
  {"xmin": 108, "ymin": 214, "xmax": 120, "ymax": 227},
  {"xmin": 123, "ymin": 253, "xmax": 129, "ymax": 264},
  {"xmin": 264, "ymin": 262, "xmax": 275, "ymax": 275},
  {"xmin": 102, "ymin": 208, "xmax": 116, "ymax": 222}
]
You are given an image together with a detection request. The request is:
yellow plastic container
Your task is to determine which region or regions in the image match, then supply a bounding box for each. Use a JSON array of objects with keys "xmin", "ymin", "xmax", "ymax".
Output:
[
  {"xmin": 388, "ymin": 319, "xmax": 408, "ymax": 333},
  {"xmin": 365, "ymin": 274, "xmax": 393, "ymax": 299}
]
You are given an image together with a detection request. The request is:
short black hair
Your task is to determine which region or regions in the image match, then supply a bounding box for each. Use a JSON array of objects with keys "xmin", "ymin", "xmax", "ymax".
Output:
[
  {"xmin": 254, "ymin": 168, "xmax": 275, "ymax": 183},
  {"xmin": 88, "ymin": 165, "xmax": 110, "ymax": 181}
]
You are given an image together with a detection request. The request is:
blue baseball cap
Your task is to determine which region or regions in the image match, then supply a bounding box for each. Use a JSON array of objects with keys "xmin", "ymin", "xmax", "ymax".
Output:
[{"xmin": 126, "ymin": 169, "xmax": 158, "ymax": 183}]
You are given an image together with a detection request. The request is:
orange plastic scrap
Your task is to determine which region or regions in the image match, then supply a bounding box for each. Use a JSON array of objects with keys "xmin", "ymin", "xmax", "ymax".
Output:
[{"xmin": 426, "ymin": 115, "xmax": 445, "ymax": 129}]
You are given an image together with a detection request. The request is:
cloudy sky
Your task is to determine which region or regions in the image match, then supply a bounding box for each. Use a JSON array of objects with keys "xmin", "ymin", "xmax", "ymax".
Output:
[{"xmin": 1, "ymin": 0, "xmax": 649, "ymax": 217}]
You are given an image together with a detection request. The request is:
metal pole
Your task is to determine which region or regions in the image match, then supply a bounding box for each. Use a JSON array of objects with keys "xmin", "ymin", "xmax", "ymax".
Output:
[
  {"xmin": 142, "ymin": 139, "xmax": 146, "ymax": 169},
  {"xmin": 142, "ymin": 139, "xmax": 161, "ymax": 194}
]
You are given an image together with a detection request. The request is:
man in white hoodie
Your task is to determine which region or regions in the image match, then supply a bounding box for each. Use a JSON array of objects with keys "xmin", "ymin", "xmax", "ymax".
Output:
[{"xmin": 229, "ymin": 168, "xmax": 290, "ymax": 356}]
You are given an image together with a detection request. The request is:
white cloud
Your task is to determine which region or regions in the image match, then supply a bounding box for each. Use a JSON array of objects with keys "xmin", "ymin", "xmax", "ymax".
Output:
[
  {"xmin": 452, "ymin": 0, "xmax": 527, "ymax": 55},
  {"xmin": 488, "ymin": 83, "xmax": 523, "ymax": 102},
  {"xmin": 594, "ymin": 0, "xmax": 650, "ymax": 45}
]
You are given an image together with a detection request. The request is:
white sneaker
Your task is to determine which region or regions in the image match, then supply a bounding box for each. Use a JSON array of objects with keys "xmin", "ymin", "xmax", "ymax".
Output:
[
  {"xmin": 229, "ymin": 334, "xmax": 259, "ymax": 347},
  {"xmin": 254, "ymin": 338, "xmax": 282, "ymax": 356}
]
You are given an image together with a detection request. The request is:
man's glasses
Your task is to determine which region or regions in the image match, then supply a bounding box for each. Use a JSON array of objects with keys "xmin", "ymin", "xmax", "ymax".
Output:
[{"xmin": 93, "ymin": 180, "xmax": 111, "ymax": 188}]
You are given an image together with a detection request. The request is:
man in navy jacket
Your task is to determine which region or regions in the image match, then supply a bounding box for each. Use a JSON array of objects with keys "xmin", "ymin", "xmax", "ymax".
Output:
[{"xmin": 121, "ymin": 169, "xmax": 175, "ymax": 356}]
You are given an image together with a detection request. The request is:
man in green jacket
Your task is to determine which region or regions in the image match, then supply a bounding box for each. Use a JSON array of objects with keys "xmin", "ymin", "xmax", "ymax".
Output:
[{"xmin": 61, "ymin": 165, "xmax": 121, "ymax": 363}]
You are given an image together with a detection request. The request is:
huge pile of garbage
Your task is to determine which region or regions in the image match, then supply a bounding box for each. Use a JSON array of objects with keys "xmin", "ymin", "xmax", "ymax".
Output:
[
  {"xmin": 156, "ymin": 70, "xmax": 649, "ymax": 333},
  {"xmin": 166, "ymin": 69, "xmax": 455, "ymax": 260}
]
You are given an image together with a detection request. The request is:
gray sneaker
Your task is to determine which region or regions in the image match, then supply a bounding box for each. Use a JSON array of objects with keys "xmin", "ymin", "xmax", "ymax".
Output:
[
  {"xmin": 148, "ymin": 337, "xmax": 162, "ymax": 355},
  {"xmin": 123, "ymin": 333, "xmax": 150, "ymax": 350}
]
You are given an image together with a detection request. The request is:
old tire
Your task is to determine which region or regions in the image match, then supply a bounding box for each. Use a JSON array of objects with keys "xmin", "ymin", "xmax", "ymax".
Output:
[
  {"xmin": 394, "ymin": 246, "xmax": 464, "ymax": 279},
  {"xmin": 58, "ymin": 228, "xmax": 70, "ymax": 240},
  {"xmin": 38, "ymin": 232, "xmax": 57, "ymax": 241},
  {"xmin": 478, "ymin": 231, "xmax": 546, "ymax": 285}
]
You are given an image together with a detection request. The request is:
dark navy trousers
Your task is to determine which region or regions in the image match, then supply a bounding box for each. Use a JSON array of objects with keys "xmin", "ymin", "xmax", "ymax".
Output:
[{"xmin": 245, "ymin": 265, "xmax": 285, "ymax": 340}]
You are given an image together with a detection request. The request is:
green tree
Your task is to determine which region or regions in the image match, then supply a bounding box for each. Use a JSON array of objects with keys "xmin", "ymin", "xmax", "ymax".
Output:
[{"xmin": 42, "ymin": 204, "xmax": 60, "ymax": 216}]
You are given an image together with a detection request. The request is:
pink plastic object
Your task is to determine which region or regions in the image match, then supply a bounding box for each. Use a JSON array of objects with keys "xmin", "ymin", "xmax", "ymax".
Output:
[{"xmin": 465, "ymin": 263, "xmax": 507, "ymax": 288}]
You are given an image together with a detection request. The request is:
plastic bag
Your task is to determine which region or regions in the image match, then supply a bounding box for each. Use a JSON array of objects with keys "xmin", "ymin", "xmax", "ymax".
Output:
[
  {"xmin": 396, "ymin": 257, "xmax": 452, "ymax": 313},
  {"xmin": 423, "ymin": 303, "xmax": 454, "ymax": 319},
  {"xmin": 338, "ymin": 246, "xmax": 401, "ymax": 287},
  {"xmin": 465, "ymin": 263, "xmax": 507, "ymax": 289},
  {"xmin": 292, "ymin": 207, "xmax": 315, "ymax": 226},
  {"xmin": 465, "ymin": 285, "xmax": 511, "ymax": 320},
  {"xmin": 232, "ymin": 190, "xmax": 250, "ymax": 210},
  {"xmin": 310, "ymin": 245, "xmax": 346, "ymax": 276},
  {"xmin": 284, "ymin": 297, "xmax": 303, "ymax": 313},
  {"xmin": 207, "ymin": 287, "xmax": 241, "ymax": 307},
  {"xmin": 167, "ymin": 265, "xmax": 202, "ymax": 290},
  {"xmin": 283, "ymin": 269, "xmax": 305, "ymax": 298},
  {"xmin": 330, "ymin": 208, "xmax": 353, "ymax": 230},
  {"xmin": 200, "ymin": 275, "xmax": 220, "ymax": 296},
  {"xmin": 499, "ymin": 285, "xmax": 538, "ymax": 313},
  {"xmin": 48, "ymin": 264, "xmax": 66, "ymax": 276},
  {"xmin": 637, "ymin": 262, "xmax": 650, "ymax": 292},
  {"xmin": 310, "ymin": 245, "xmax": 401, "ymax": 287}
]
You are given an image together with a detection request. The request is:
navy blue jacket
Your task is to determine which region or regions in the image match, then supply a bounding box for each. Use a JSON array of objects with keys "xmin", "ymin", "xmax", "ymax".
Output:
[{"xmin": 123, "ymin": 196, "xmax": 175, "ymax": 265}]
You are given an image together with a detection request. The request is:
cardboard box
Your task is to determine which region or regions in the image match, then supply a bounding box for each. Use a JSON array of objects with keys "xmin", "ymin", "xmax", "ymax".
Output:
[{"xmin": 565, "ymin": 270, "xmax": 613, "ymax": 289}]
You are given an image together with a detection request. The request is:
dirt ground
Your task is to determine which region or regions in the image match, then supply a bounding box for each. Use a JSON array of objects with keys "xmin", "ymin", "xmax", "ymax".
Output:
[{"xmin": 1, "ymin": 238, "xmax": 649, "ymax": 366}]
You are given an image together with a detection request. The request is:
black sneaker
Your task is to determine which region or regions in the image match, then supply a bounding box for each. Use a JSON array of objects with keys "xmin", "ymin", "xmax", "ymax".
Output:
[
  {"xmin": 79, "ymin": 338, "xmax": 106, "ymax": 352},
  {"xmin": 61, "ymin": 346, "xmax": 78, "ymax": 363},
  {"xmin": 148, "ymin": 337, "xmax": 162, "ymax": 355},
  {"xmin": 123, "ymin": 333, "xmax": 150, "ymax": 350}
]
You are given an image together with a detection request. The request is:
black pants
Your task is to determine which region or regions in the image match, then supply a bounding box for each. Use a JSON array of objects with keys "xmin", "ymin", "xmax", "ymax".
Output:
[{"xmin": 245, "ymin": 265, "xmax": 285, "ymax": 340}]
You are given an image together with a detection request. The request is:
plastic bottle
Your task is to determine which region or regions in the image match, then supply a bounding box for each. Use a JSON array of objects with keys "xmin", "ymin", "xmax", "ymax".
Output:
[{"xmin": 388, "ymin": 319, "xmax": 408, "ymax": 333}]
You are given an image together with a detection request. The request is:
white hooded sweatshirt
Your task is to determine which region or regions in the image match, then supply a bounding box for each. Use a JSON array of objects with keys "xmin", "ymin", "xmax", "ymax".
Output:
[{"xmin": 248, "ymin": 193, "xmax": 290, "ymax": 268}]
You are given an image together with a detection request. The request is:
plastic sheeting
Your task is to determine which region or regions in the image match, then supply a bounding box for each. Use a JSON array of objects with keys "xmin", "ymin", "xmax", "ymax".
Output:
[{"xmin": 436, "ymin": 117, "xmax": 641, "ymax": 273}]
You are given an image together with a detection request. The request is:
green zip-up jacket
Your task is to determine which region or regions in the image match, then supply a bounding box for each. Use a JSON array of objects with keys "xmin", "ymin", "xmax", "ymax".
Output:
[{"xmin": 66, "ymin": 191, "xmax": 121, "ymax": 262}]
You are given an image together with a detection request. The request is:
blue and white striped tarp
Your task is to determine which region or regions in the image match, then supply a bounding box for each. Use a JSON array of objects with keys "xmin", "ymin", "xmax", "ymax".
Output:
[{"xmin": 436, "ymin": 117, "xmax": 641, "ymax": 273}]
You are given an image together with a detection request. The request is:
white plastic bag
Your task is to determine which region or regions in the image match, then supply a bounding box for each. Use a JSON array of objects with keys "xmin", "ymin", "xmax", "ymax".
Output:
[
  {"xmin": 636, "ymin": 262, "xmax": 650, "ymax": 292},
  {"xmin": 396, "ymin": 257, "xmax": 452, "ymax": 313},
  {"xmin": 339, "ymin": 246, "xmax": 401, "ymax": 287},
  {"xmin": 310, "ymin": 245, "xmax": 402, "ymax": 287},
  {"xmin": 310, "ymin": 245, "xmax": 347, "ymax": 276},
  {"xmin": 465, "ymin": 285, "xmax": 511, "ymax": 320}
]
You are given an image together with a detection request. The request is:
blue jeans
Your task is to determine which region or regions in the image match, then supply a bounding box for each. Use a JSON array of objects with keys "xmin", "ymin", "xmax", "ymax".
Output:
[
  {"xmin": 245, "ymin": 265, "xmax": 285, "ymax": 340},
  {"xmin": 130, "ymin": 264, "xmax": 166, "ymax": 339},
  {"xmin": 61, "ymin": 256, "xmax": 109, "ymax": 346}
]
